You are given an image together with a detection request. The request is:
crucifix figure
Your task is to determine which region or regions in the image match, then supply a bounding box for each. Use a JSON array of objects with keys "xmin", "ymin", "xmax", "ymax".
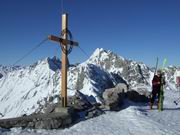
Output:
[{"xmin": 48, "ymin": 13, "xmax": 79, "ymax": 107}]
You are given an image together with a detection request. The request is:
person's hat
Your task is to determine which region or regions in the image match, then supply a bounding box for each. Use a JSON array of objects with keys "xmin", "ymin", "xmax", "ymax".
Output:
[{"xmin": 157, "ymin": 69, "xmax": 165, "ymax": 75}]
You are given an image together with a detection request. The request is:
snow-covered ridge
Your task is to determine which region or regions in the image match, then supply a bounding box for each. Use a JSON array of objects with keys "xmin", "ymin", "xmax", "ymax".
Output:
[{"xmin": 0, "ymin": 48, "xmax": 179, "ymax": 119}]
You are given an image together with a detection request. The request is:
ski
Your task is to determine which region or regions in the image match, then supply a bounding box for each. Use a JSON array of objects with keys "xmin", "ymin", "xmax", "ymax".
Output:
[{"xmin": 158, "ymin": 58, "xmax": 167, "ymax": 111}]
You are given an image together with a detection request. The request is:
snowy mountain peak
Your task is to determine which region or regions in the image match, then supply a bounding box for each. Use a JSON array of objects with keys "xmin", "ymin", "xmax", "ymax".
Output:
[
  {"xmin": 83, "ymin": 48, "xmax": 154, "ymax": 88},
  {"xmin": 85, "ymin": 48, "xmax": 126, "ymax": 72},
  {"xmin": 30, "ymin": 57, "xmax": 61, "ymax": 72},
  {"xmin": 89, "ymin": 48, "xmax": 125, "ymax": 63}
]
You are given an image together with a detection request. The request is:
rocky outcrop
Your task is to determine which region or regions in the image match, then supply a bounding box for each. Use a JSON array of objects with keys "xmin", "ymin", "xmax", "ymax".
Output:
[
  {"xmin": 126, "ymin": 90, "xmax": 149, "ymax": 102},
  {"xmin": 103, "ymin": 83, "xmax": 127, "ymax": 111},
  {"xmin": 0, "ymin": 113, "xmax": 72, "ymax": 129},
  {"xmin": 0, "ymin": 73, "xmax": 3, "ymax": 79},
  {"xmin": 102, "ymin": 83, "xmax": 150, "ymax": 110},
  {"xmin": 68, "ymin": 91, "xmax": 92, "ymax": 111},
  {"xmin": 43, "ymin": 91, "xmax": 104, "ymax": 122}
]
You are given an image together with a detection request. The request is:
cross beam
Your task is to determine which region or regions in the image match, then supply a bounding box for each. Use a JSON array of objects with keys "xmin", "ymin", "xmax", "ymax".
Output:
[
  {"xmin": 48, "ymin": 35, "xmax": 78, "ymax": 46},
  {"xmin": 48, "ymin": 13, "xmax": 78, "ymax": 107}
]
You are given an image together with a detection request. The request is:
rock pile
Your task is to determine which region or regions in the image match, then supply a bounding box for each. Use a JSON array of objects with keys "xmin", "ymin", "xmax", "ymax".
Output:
[{"xmin": 103, "ymin": 83, "xmax": 150, "ymax": 111}]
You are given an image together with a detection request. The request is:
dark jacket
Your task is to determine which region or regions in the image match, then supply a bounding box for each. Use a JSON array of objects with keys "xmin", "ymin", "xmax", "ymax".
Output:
[
  {"xmin": 152, "ymin": 75, "xmax": 161, "ymax": 92},
  {"xmin": 152, "ymin": 75, "xmax": 166, "ymax": 93}
]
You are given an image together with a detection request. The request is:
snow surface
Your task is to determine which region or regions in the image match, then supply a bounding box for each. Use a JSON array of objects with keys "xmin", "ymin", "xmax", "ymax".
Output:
[{"xmin": 1, "ymin": 84, "xmax": 180, "ymax": 135}]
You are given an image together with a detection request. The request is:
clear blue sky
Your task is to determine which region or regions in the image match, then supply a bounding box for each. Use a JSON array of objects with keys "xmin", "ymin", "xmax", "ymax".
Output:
[{"xmin": 0, "ymin": 0, "xmax": 180, "ymax": 67}]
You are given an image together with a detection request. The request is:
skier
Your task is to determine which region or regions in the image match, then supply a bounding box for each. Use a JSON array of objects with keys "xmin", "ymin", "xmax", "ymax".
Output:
[{"xmin": 150, "ymin": 70, "xmax": 166, "ymax": 109}]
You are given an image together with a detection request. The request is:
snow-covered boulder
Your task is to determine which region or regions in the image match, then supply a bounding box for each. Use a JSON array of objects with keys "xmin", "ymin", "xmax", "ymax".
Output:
[
  {"xmin": 103, "ymin": 83, "xmax": 150, "ymax": 110},
  {"xmin": 103, "ymin": 83, "xmax": 128, "ymax": 111}
]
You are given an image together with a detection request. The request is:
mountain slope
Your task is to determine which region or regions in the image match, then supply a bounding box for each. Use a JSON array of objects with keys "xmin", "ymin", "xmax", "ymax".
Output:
[{"xmin": 86, "ymin": 48, "xmax": 153, "ymax": 87}]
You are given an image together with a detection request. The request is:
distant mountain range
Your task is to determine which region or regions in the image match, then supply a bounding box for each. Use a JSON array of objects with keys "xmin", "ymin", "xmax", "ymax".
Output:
[{"xmin": 0, "ymin": 48, "xmax": 179, "ymax": 118}]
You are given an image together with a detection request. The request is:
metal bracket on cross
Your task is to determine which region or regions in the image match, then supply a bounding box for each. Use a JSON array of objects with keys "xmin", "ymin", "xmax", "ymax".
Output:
[{"xmin": 48, "ymin": 29, "xmax": 78, "ymax": 55}]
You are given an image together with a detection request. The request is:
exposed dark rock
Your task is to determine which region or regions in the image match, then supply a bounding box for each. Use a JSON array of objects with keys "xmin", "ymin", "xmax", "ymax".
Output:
[
  {"xmin": 48, "ymin": 96, "xmax": 54, "ymax": 102},
  {"xmin": 103, "ymin": 83, "xmax": 150, "ymax": 110},
  {"xmin": 43, "ymin": 104, "xmax": 56, "ymax": 114},
  {"xmin": 0, "ymin": 113, "xmax": 4, "ymax": 117},
  {"xmin": 126, "ymin": 90, "xmax": 149, "ymax": 102},
  {"xmin": 0, "ymin": 73, "xmax": 3, "ymax": 79},
  {"xmin": 33, "ymin": 118, "xmax": 63, "ymax": 129},
  {"xmin": 0, "ymin": 113, "xmax": 71, "ymax": 129},
  {"xmin": 68, "ymin": 91, "xmax": 92, "ymax": 111},
  {"xmin": 85, "ymin": 106, "xmax": 104, "ymax": 119}
]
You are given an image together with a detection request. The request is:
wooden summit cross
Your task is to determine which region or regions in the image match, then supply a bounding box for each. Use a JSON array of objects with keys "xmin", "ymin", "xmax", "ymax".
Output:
[{"xmin": 48, "ymin": 13, "xmax": 78, "ymax": 107}]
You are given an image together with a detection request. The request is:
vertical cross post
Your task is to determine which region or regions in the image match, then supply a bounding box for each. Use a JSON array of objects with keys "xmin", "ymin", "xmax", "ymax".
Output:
[
  {"xmin": 61, "ymin": 13, "xmax": 68, "ymax": 107},
  {"xmin": 48, "ymin": 13, "xmax": 78, "ymax": 108}
]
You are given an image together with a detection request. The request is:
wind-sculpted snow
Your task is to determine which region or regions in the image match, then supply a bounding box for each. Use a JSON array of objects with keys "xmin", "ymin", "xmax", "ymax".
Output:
[{"xmin": 0, "ymin": 48, "xmax": 179, "ymax": 119}]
